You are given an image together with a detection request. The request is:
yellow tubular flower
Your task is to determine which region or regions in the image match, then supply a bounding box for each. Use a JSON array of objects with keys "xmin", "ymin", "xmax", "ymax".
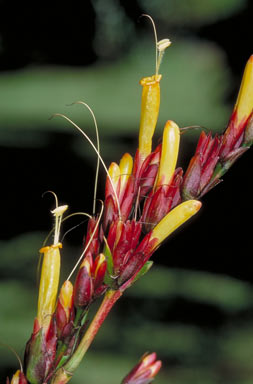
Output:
[
  {"xmin": 119, "ymin": 153, "xmax": 133, "ymax": 196},
  {"xmin": 234, "ymin": 55, "xmax": 253, "ymax": 125},
  {"xmin": 156, "ymin": 120, "xmax": 180, "ymax": 188},
  {"xmin": 139, "ymin": 74, "xmax": 162, "ymax": 161},
  {"xmin": 37, "ymin": 243, "xmax": 62, "ymax": 330},
  {"xmin": 151, "ymin": 200, "xmax": 201, "ymax": 247}
]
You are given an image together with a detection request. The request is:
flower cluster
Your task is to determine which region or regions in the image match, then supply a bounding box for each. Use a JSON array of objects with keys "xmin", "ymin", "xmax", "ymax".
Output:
[{"xmin": 6, "ymin": 30, "xmax": 253, "ymax": 384}]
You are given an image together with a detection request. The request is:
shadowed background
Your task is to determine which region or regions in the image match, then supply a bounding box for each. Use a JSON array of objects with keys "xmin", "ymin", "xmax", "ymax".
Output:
[{"xmin": 1, "ymin": 1, "xmax": 253, "ymax": 383}]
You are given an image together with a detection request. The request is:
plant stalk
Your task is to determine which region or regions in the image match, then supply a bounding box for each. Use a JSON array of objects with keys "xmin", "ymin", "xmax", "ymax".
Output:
[{"xmin": 51, "ymin": 289, "xmax": 122, "ymax": 384}]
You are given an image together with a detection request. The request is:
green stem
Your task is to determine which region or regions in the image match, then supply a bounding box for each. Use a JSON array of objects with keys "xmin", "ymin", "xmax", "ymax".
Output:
[{"xmin": 50, "ymin": 289, "xmax": 122, "ymax": 384}]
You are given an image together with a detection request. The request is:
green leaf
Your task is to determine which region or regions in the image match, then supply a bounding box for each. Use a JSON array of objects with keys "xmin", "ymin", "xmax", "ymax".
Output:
[
  {"xmin": 132, "ymin": 261, "xmax": 153, "ymax": 284},
  {"xmin": 103, "ymin": 239, "xmax": 117, "ymax": 289}
]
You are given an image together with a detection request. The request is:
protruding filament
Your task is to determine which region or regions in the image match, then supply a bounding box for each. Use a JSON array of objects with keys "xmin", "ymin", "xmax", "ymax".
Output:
[
  {"xmin": 156, "ymin": 120, "xmax": 180, "ymax": 187},
  {"xmin": 51, "ymin": 205, "xmax": 68, "ymax": 245}
]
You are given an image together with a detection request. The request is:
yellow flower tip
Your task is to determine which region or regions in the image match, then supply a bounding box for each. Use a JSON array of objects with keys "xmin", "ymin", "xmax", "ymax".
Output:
[
  {"xmin": 151, "ymin": 200, "xmax": 201, "ymax": 246},
  {"xmin": 119, "ymin": 153, "xmax": 133, "ymax": 194},
  {"xmin": 157, "ymin": 38, "xmax": 172, "ymax": 52},
  {"xmin": 60, "ymin": 280, "xmax": 73, "ymax": 309},
  {"xmin": 10, "ymin": 370, "xmax": 21, "ymax": 384},
  {"xmin": 80, "ymin": 258, "xmax": 91, "ymax": 275},
  {"xmin": 156, "ymin": 120, "xmax": 180, "ymax": 187},
  {"xmin": 108, "ymin": 162, "xmax": 120, "ymax": 184},
  {"xmin": 94, "ymin": 253, "xmax": 106, "ymax": 277},
  {"xmin": 51, "ymin": 205, "xmax": 68, "ymax": 217},
  {"xmin": 39, "ymin": 243, "xmax": 62, "ymax": 253},
  {"xmin": 234, "ymin": 54, "xmax": 253, "ymax": 124},
  {"xmin": 140, "ymin": 74, "xmax": 162, "ymax": 86}
]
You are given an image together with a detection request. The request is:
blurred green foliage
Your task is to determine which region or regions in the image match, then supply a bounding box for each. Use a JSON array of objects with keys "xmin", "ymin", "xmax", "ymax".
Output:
[
  {"xmin": 139, "ymin": 0, "xmax": 247, "ymax": 26},
  {"xmin": 0, "ymin": 39, "xmax": 230, "ymax": 155}
]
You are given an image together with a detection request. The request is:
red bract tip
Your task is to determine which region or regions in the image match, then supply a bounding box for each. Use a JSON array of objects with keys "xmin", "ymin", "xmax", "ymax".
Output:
[{"xmin": 122, "ymin": 352, "xmax": 162, "ymax": 384}]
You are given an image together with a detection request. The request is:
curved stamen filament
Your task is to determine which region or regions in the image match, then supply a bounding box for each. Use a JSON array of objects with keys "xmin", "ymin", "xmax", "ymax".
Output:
[
  {"xmin": 67, "ymin": 200, "xmax": 104, "ymax": 281},
  {"xmin": 67, "ymin": 101, "xmax": 100, "ymax": 215},
  {"xmin": 50, "ymin": 113, "xmax": 121, "ymax": 219}
]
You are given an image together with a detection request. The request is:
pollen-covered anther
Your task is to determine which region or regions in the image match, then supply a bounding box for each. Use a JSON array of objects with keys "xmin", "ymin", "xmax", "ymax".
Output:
[
  {"xmin": 157, "ymin": 38, "xmax": 171, "ymax": 52},
  {"xmin": 51, "ymin": 205, "xmax": 68, "ymax": 217}
]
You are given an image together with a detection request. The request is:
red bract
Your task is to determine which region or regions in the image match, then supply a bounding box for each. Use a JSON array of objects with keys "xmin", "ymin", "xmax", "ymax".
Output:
[
  {"xmin": 122, "ymin": 352, "xmax": 162, "ymax": 384},
  {"xmin": 182, "ymin": 132, "xmax": 221, "ymax": 199},
  {"xmin": 25, "ymin": 317, "xmax": 57, "ymax": 384},
  {"xmin": 142, "ymin": 167, "xmax": 183, "ymax": 231},
  {"xmin": 73, "ymin": 257, "xmax": 94, "ymax": 309},
  {"xmin": 107, "ymin": 219, "xmax": 142, "ymax": 277}
]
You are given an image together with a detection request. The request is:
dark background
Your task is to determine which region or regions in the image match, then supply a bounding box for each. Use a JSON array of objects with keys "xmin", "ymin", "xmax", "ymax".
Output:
[{"xmin": 1, "ymin": 1, "xmax": 253, "ymax": 383}]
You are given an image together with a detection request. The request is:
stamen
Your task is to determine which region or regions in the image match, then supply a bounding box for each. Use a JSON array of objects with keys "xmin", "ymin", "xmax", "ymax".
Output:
[
  {"xmin": 141, "ymin": 14, "xmax": 158, "ymax": 75},
  {"xmin": 67, "ymin": 101, "xmax": 100, "ymax": 215},
  {"xmin": 141, "ymin": 14, "xmax": 171, "ymax": 75},
  {"xmin": 67, "ymin": 200, "xmax": 104, "ymax": 281},
  {"xmin": 0, "ymin": 343, "xmax": 23, "ymax": 372},
  {"xmin": 50, "ymin": 113, "xmax": 121, "ymax": 219}
]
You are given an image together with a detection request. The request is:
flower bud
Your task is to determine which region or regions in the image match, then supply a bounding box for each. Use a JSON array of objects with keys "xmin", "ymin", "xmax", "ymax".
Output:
[
  {"xmin": 93, "ymin": 253, "xmax": 107, "ymax": 290},
  {"xmin": 56, "ymin": 280, "xmax": 74, "ymax": 338},
  {"xmin": 156, "ymin": 120, "xmax": 180, "ymax": 188},
  {"xmin": 9, "ymin": 370, "xmax": 27, "ymax": 384},
  {"xmin": 73, "ymin": 258, "xmax": 93, "ymax": 309},
  {"xmin": 122, "ymin": 352, "xmax": 162, "ymax": 384}
]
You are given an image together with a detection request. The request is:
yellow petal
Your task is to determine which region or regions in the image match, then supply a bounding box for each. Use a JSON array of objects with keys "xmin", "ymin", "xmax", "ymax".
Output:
[
  {"xmin": 59, "ymin": 280, "xmax": 73, "ymax": 310},
  {"xmin": 10, "ymin": 370, "xmax": 21, "ymax": 384},
  {"xmin": 156, "ymin": 120, "xmax": 180, "ymax": 187},
  {"xmin": 235, "ymin": 55, "xmax": 253, "ymax": 124},
  {"xmin": 119, "ymin": 153, "xmax": 133, "ymax": 195},
  {"xmin": 108, "ymin": 162, "xmax": 120, "ymax": 190},
  {"xmin": 139, "ymin": 74, "xmax": 162, "ymax": 160},
  {"xmin": 151, "ymin": 200, "xmax": 201, "ymax": 246}
]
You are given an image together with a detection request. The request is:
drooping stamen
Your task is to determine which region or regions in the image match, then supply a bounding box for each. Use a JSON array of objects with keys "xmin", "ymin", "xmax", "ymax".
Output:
[
  {"xmin": 51, "ymin": 205, "xmax": 69, "ymax": 245},
  {"xmin": 50, "ymin": 113, "xmax": 121, "ymax": 219},
  {"xmin": 67, "ymin": 200, "xmax": 104, "ymax": 281},
  {"xmin": 67, "ymin": 101, "xmax": 100, "ymax": 215},
  {"xmin": 141, "ymin": 14, "xmax": 171, "ymax": 75},
  {"xmin": 0, "ymin": 343, "xmax": 23, "ymax": 372}
]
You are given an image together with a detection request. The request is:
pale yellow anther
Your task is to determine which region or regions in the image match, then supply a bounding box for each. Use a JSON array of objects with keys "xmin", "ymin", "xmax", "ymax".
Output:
[
  {"xmin": 151, "ymin": 200, "xmax": 202, "ymax": 246},
  {"xmin": 139, "ymin": 74, "xmax": 162, "ymax": 161},
  {"xmin": 119, "ymin": 153, "xmax": 133, "ymax": 195},
  {"xmin": 156, "ymin": 120, "xmax": 180, "ymax": 188},
  {"xmin": 51, "ymin": 205, "xmax": 68, "ymax": 217},
  {"xmin": 157, "ymin": 38, "xmax": 171, "ymax": 52},
  {"xmin": 235, "ymin": 55, "xmax": 253, "ymax": 125}
]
